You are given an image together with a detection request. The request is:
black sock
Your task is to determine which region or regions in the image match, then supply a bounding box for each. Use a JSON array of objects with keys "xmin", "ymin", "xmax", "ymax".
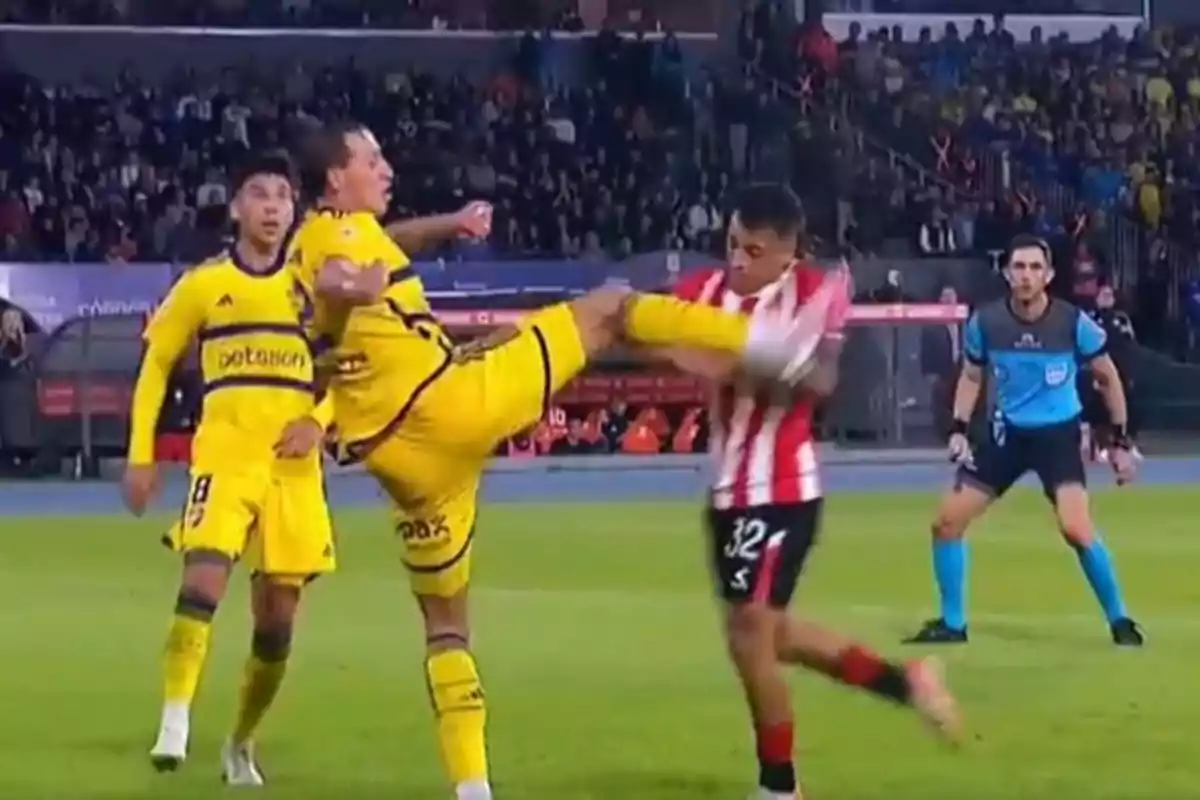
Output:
[{"xmin": 759, "ymin": 761, "xmax": 796, "ymax": 794}]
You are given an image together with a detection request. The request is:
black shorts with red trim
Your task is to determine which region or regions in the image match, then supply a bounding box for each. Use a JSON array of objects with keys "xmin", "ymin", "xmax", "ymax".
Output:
[{"xmin": 705, "ymin": 500, "xmax": 823, "ymax": 609}]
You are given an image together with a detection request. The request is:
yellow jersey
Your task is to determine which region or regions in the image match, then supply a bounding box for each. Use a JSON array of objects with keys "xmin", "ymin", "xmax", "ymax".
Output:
[
  {"xmin": 289, "ymin": 209, "xmax": 452, "ymax": 447},
  {"xmin": 128, "ymin": 251, "xmax": 331, "ymax": 471}
]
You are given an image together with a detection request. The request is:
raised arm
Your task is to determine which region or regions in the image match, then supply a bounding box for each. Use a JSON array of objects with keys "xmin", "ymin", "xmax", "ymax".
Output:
[{"xmin": 384, "ymin": 201, "xmax": 492, "ymax": 253}]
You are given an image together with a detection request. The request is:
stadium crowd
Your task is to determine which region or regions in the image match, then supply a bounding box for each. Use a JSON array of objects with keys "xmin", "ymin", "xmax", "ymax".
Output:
[
  {"xmin": 0, "ymin": 0, "xmax": 1196, "ymax": 467},
  {"xmin": 0, "ymin": 34, "xmax": 744, "ymax": 264},
  {"xmin": 752, "ymin": 13, "xmax": 1200, "ymax": 351}
]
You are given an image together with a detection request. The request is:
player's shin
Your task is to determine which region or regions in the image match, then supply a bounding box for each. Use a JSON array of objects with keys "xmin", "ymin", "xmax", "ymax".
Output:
[
  {"xmin": 232, "ymin": 626, "xmax": 292, "ymax": 745},
  {"xmin": 932, "ymin": 536, "xmax": 968, "ymax": 631},
  {"xmin": 154, "ymin": 584, "xmax": 220, "ymax": 767},
  {"xmin": 163, "ymin": 592, "xmax": 217, "ymax": 708},
  {"xmin": 424, "ymin": 634, "xmax": 490, "ymax": 798},
  {"xmin": 1069, "ymin": 533, "xmax": 1129, "ymax": 625},
  {"xmin": 776, "ymin": 618, "xmax": 910, "ymax": 704},
  {"xmin": 725, "ymin": 606, "xmax": 798, "ymax": 796}
]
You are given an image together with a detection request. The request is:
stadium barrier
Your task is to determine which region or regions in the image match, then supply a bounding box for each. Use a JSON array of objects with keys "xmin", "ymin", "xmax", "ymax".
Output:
[
  {"xmin": 0, "ymin": 23, "xmax": 720, "ymax": 84},
  {"xmin": 820, "ymin": 11, "xmax": 1145, "ymax": 41}
]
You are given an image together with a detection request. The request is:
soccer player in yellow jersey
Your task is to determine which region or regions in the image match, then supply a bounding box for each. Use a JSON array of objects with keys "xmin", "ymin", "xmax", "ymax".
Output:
[
  {"xmin": 289, "ymin": 121, "xmax": 827, "ymax": 799},
  {"xmin": 122, "ymin": 151, "xmax": 335, "ymax": 786}
]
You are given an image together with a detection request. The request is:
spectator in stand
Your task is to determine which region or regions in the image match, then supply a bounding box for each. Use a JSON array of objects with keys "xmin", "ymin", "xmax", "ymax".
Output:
[
  {"xmin": 0, "ymin": 16, "xmax": 742, "ymax": 264},
  {"xmin": 1069, "ymin": 241, "xmax": 1105, "ymax": 305},
  {"xmin": 550, "ymin": 418, "xmax": 601, "ymax": 456},
  {"xmin": 0, "ymin": 307, "xmax": 29, "ymax": 373},
  {"xmin": 620, "ymin": 415, "xmax": 662, "ymax": 455},
  {"xmin": 507, "ymin": 432, "xmax": 538, "ymax": 459},
  {"xmin": 671, "ymin": 407, "xmax": 703, "ymax": 454},
  {"xmin": 856, "ymin": 269, "xmax": 910, "ymax": 304},
  {"xmin": 918, "ymin": 206, "xmax": 957, "ymax": 256},
  {"xmin": 601, "ymin": 399, "xmax": 630, "ymax": 451}
]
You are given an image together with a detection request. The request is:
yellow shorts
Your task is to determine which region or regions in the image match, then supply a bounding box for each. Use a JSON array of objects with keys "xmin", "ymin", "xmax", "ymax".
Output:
[
  {"xmin": 163, "ymin": 460, "xmax": 336, "ymax": 585},
  {"xmin": 364, "ymin": 303, "xmax": 587, "ymax": 597}
]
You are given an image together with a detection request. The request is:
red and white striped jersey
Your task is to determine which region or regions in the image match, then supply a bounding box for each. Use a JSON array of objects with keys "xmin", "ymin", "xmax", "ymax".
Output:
[{"xmin": 672, "ymin": 263, "xmax": 846, "ymax": 509}]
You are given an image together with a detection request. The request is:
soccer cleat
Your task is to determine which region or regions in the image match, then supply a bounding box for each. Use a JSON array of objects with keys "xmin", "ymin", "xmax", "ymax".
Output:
[
  {"xmin": 221, "ymin": 740, "xmax": 266, "ymax": 787},
  {"xmin": 454, "ymin": 779, "xmax": 493, "ymax": 800},
  {"xmin": 1110, "ymin": 617, "xmax": 1145, "ymax": 647},
  {"xmin": 903, "ymin": 618, "xmax": 968, "ymax": 644},
  {"xmin": 751, "ymin": 789, "xmax": 803, "ymax": 799},
  {"xmin": 149, "ymin": 726, "xmax": 188, "ymax": 772},
  {"xmin": 906, "ymin": 657, "xmax": 962, "ymax": 743}
]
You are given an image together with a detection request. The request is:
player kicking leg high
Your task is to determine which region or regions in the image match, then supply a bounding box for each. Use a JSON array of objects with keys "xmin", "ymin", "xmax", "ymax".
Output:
[
  {"xmin": 905, "ymin": 234, "xmax": 1143, "ymax": 647},
  {"xmin": 287, "ymin": 123, "xmax": 831, "ymax": 799},
  {"xmin": 122, "ymin": 151, "xmax": 337, "ymax": 782},
  {"xmin": 653, "ymin": 184, "xmax": 959, "ymax": 800}
]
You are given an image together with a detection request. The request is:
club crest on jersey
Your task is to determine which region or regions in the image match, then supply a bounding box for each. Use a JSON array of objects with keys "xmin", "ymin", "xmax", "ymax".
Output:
[{"xmin": 1044, "ymin": 361, "xmax": 1070, "ymax": 386}]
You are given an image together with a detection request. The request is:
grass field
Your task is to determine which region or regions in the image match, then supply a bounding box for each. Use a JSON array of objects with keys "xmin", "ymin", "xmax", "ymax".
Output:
[{"xmin": 0, "ymin": 486, "xmax": 1196, "ymax": 799}]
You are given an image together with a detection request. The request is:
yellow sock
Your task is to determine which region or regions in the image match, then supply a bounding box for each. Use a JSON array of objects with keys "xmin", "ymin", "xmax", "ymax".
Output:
[
  {"xmin": 425, "ymin": 649, "xmax": 489, "ymax": 786},
  {"xmin": 162, "ymin": 614, "xmax": 212, "ymax": 706},
  {"xmin": 624, "ymin": 294, "xmax": 751, "ymax": 354},
  {"xmin": 232, "ymin": 654, "xmax": 288, "ymax": 744}
]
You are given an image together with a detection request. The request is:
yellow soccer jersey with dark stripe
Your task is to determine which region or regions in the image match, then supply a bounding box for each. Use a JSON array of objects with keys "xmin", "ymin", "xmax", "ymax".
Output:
[
  {"xmin": 128, "ymin": 251, "xmax": 329, "ymax": 471},
  {"xmin": 289, "ymin": 209, "xmax": 453, "ymax": 448}
]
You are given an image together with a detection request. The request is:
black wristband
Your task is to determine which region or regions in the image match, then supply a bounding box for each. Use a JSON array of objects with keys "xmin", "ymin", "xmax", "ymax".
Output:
[
  {"xmin": 950, "ymin": 418, "xmax": 969, "ymax": 436},
  {"xmin": 1112, "ymin": 424, "xmax": 1133, "ymax": 450}
]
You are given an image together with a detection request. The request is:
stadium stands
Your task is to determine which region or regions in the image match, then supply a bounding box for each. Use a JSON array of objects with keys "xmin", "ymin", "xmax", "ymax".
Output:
[
  {"xmin": 810, "ymin": 19, "xmax": 1192, "ymax": 337},
  {"xmin": 2, "ymin": 1, "xmax": 1192, "ymax": 467}
]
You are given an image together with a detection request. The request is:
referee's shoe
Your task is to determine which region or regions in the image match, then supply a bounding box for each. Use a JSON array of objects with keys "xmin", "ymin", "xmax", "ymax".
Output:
[
  {"xmin": 1110, "ymin": 617, "xmax": 1145, "ymax": 647},
  {"xmin": 904, "ymin": 618, "xmax": 968, "ymax": 645}
]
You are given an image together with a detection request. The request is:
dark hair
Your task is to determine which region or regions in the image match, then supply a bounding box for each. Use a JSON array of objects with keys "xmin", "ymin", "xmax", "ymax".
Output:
[
  {"xmin": 230, "ymin": 149, "xmax": 296, "ymax": 194},
  {"xmin": 731, "ymin": 182, "xmax": 805, "ymax": 239},
  {"xmin": 294, "ymin": 120, "xmax": 368, "ymax": 201},
  {"xmin": 1007, "ymin": 233, "xmax": 1052, "ymax": 266}
]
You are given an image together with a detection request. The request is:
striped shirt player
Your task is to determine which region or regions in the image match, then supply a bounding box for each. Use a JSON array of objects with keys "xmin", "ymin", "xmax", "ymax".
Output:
[
  {"xmin": 673, "ymin": 260, "xmax": 844, "ymax": 608},
  {"xmin": 660, "ymin": 183, "xmax": 958, "ymax": 800}
]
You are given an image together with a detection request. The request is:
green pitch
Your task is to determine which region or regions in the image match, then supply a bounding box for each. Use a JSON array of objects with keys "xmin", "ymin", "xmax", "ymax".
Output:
[{"xmin": 0, "ymin": 488, "xmax": 1194, "ymax": 799}]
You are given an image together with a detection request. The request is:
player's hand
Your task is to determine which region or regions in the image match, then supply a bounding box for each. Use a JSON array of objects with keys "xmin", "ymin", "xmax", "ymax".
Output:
[
  {"xmin": 358, "ymin": 259, "xmax": 389, "ymax": 298},
  {"xmin": 947, "ymin": 433, "xmax": 972, "ymax": 466},
  {"xmin": 1110, "ymin": 445, "xmax": 1137, "ymax": 486},
  {"xmin": 454, "ymin": 201, "xmax": 493, "ymax": 239},
  {"xmin": 121, "ymin": 463, "xmax": 159, "ymax": 517},
  {"xmin": 275, "ymin": 416, "xmax": 326, "ymax": 459}
]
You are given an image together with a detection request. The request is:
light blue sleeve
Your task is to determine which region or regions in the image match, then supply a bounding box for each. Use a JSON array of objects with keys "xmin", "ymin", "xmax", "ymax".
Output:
[
  {"xmin": 963, "ymin": 313, "xmax": 985, "ymax": 364},
  {"xmin": 1075, "ymin": 310, "xmax": 1108, "ymax": 360}
]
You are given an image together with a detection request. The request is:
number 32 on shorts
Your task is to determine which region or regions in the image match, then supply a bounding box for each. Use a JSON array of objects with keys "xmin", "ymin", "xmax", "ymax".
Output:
[{"xmin": 724, "ymin": 516, "xmax": 786, "ymax": 590}]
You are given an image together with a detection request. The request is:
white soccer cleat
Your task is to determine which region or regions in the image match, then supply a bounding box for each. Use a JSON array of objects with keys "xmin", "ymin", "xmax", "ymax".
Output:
[
  {"xmin": 149, "ymin": 724, "xmax": 188, "ymax": 772},
  {"xmin": 222, "ymin": 739, "xmax": 266, "ymax": 787},
  {"xmin": 906, "ymin": 657, "xmax": 962, "ymax": 744},
  {"xmin": 149, "ymin": 702, "xmax": 190, "ymax": 771},
  {"xmin": 455, "ymin": 779, "xmax": 493, "ymax": 800}
]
